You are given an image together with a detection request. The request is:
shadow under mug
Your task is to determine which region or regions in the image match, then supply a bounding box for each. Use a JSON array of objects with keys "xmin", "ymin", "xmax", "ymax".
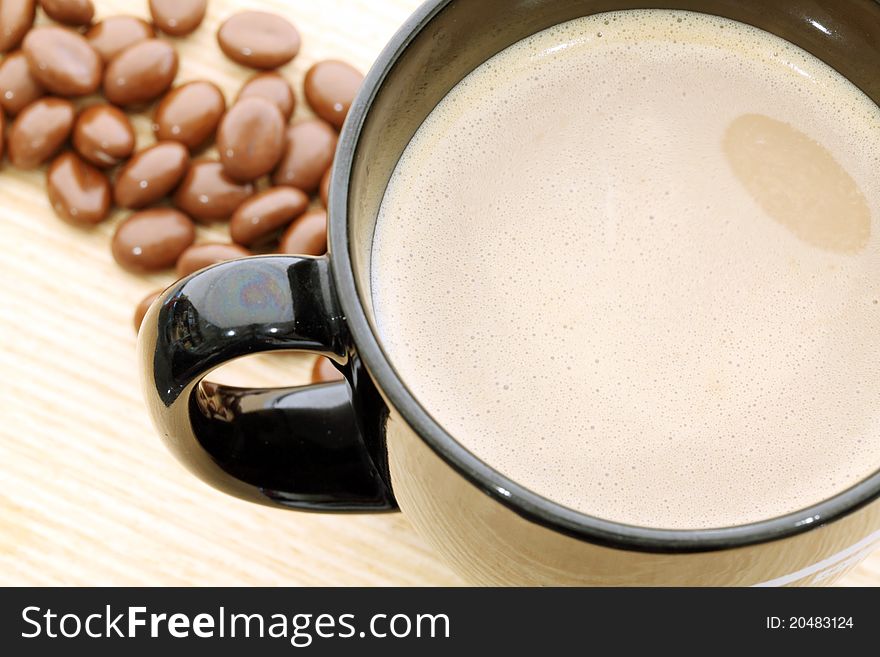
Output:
[{"xmin": 139, "ymin": 0, "xmax": 880, "ymax": 586}]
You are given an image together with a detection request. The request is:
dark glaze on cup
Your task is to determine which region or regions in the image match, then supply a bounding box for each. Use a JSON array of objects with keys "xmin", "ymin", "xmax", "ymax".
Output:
[
  {"xmin": 277, "ymin": 208, "xmax": 327, "ymax": 255},
  {"xmin": 216, "ymin": 11, "xmax": 301, "ymax": 69},
  {"xmin": 73, "ymin": 104, "xmax": 135, "ymax": 168},
  {"xmin": 319, "ymin": 167, "xmax": 331, "ymax": 207},
  {"xmin": 0, "ymin": 0, "xmax": 35, "ymax": 53},
  {"xmin": 311, "ymin": 356, "xmax": 344, "ymax": 384},
  {"xmin": 86, "ymin": 16, "xmax": 155, "ymax": 63},
  {"xmin": 217, "ymin": 96, "xmax": 285, "ymax": 182},
  {"xmin": 173, "ymin": 160, "xmax": 254, "ymax": 223},
  {"xmin": 38, "ymin": 0, "xmax": 94, "ymax": 26},
  {"xmin": 113, "ymin": 141, "xmax": 189, "ymax": 209},
  {"xmin": 149, "ymin": 0, "xmax": 207, "ymax": 38},
  {"xmin": 0, "ymin": 50, "xmax": 44, "ymax": 115},
  {"xmin": 304, "ymin": 60, "xmax": 363, "ymax": 130},
  {"xmin": 175, "ymin": 242, "xmax": 251, "ymax": 278},
  {"xmin": 134, "ymin": 289, "xmax": 162, "ymax": 332},
  {"xmin": 46, "ymin": 151, "xmax": 111, "ymax": 226},
  {"xmin": 236, "ymin": 71, "xmax": 295, "ymax": 121},
  {"xmin": 22, "ymin": 26, "xmax": 102, "ymax": 96},
  {"xmin": 272, "ymin": 119, "xmax": 337, "ymax": 193},
  {"xmin": 112, "ymin": 207, "xmax": 195, "ymax": 272},
  {"xmin": 104, "ymin": 39, "xmax": 178, "ymax": 107},
  {"xmin": 7, "ymin": 97, "xmax": 74, "ymax": 169},
  {"xmin": 229, "ymin": 186, "xmax": 309, "ymax": 246},
  {"xmin": 153, "ymin": 81, "xmax": 226, "ymax": 151}
]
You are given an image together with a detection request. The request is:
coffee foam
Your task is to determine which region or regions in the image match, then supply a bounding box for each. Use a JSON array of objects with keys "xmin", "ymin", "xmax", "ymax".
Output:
[{"xmin": 371, "ymin": 10, "xmax": 880, "ymax": 529}]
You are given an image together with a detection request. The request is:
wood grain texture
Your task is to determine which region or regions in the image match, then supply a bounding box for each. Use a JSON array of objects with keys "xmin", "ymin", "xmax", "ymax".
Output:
[{"xmin": 0, "ymin": 0, "xmax": 876, "ymax": 586}]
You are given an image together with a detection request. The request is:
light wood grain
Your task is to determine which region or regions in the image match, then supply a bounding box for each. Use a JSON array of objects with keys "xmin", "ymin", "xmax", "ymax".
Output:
[{"xmin": 0, "ymin": 0, "xmax": 876, "ymax": 586}]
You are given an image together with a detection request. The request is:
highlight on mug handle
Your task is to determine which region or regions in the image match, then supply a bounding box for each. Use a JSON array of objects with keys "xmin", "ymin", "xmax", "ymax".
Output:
[{"xmin": 137, "ymin": 254, "xmax": 397, "ymax": 512}]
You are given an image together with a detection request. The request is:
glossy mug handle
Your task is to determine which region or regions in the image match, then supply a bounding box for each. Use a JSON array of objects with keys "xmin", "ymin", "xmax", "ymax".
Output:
[{"xmin": 138, "ymin": 254, "xmax": 396, "ymax": 512}]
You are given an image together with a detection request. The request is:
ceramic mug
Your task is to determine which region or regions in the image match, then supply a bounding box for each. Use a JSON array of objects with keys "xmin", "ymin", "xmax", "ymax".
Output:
[{"xmin": 139, "ymin": 0, "xmax": 880, "ymax": 585}]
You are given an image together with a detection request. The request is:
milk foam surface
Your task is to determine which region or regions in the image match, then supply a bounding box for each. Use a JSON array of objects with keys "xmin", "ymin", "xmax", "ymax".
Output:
[{"xmin": 371, "ymin": 10, "xmax": 880, "ymax": 529}]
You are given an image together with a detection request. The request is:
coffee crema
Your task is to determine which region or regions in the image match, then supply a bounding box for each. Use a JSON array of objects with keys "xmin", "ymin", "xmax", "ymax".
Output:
[{"xmin": 371, "ymin": 10, "xmax": 880, "ymax": 529}]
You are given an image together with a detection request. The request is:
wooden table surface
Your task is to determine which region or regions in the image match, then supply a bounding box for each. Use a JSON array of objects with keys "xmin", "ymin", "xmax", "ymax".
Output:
[{"xmin": 0, "ymin": 0, "xmax": 876, "ymax": 586}]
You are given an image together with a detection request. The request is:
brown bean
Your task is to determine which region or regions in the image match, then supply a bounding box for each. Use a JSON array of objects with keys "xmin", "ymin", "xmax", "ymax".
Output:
[
  {"xmin": 277, "ymin": 209, "xmax": 327, "ymax": 256},
  {"xmin": 85, "ymin": 16, "xmax": 154, "ymax": 63},
  {"xmin": 7, "ymin": 97, "xmax": 74, "ymax": 169},
  {"xmin": 0, "ymin": 50, "xmax": 44, "ymax": 115},
  {"xmin": 319, "ymin": 167, "xmax": 331, "ymax": 207},
  {"xmin": 230, "ymin": 187, "xmax": 309, "ymax": 246},
  {"xmin": 175, "ymin": 242, "xmax": 251, "ymax": 278},
  {"xmin": 216, "ymin": 11, "xmax": 300, "ymax": 69},
  {"xmin": 113, "ymin": 141, "xmax": 189, "ymax": 209},
  {"xmin": 173, "ymin": 160, "xmax": 254, "ymax": 223},
  {"xmin": 272, "ymin": 119, "xmax": 337, "ymax": 193},
  {"xmin": 149, "ymin": 0, "xmax": 207, "ymax": 38},
  {"xmin": 311, "ymin": 357, "xmax": 344, "ymax": 384},
  {"xmin": 112, "ymin": 208, "xmax": 195, "ymax": 273},
  {"xmin": 0, "ymin": 0, "xmax": 35, "ymax": 53},
  {"xmin": 153, "ymin": 81, "xmax": 225, "ymax": 150},
  {"xmin": 134, "ymin": 289, "xmax": 162, "ymax": 332},
  {"xmin": 73, "ymin": 104, "xmax": 135, "ymax": 168},
  {"xmin": 304, "ymin": 60, "xmax": 363, "ymax": 130},
  {"xmin": 237, "ymin": 71, "xmax": 295, "ymax": 121},
  {"xmin": 0, "ymin": 109, "xmax": 5, "ymax": 161},
  {"xmin": 46, "ymin": 151, "xmax": 111, "ymax": 225},
  {"xmin": 38, "ymin": 0, "xmax": 93, "ymax": 26},
  {"xmin": 22, "ymin": 26, "xmax": 102, "ymax": 96},
  {"xmin": 104, "ymin": 39, "xmax": 178, "ymax": 107},
  {"xmin": 217, "ymin": 97, "xmax": 285, "ymax": 182}
]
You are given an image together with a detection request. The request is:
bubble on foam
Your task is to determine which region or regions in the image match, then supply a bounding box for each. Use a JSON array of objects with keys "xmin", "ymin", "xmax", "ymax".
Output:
[{"xmin": 371, "ymin": 9, "xmax": 880, "ymax": 529}]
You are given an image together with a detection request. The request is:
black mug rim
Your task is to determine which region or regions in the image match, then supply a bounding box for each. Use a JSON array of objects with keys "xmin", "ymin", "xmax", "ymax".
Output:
[{"xmin": 327, "ymin": 0, "xmax": 880, "ymax": 553}]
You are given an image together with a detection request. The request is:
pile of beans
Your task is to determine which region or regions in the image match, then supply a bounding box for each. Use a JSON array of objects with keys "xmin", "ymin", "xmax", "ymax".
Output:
[{"xmin": 0, "ymin": 0, "xmax": 360, "ymax": 383}]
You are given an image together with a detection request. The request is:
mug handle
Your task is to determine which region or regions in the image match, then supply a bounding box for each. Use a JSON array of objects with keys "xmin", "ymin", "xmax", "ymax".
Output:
[{"xmin": 138, "ymin": 254, "xmax": 397, "ymax": 512}]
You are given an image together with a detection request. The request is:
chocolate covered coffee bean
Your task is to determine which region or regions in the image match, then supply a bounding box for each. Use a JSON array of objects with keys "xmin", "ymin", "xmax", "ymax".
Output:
[
  {"xmin": 104, "ymin": 39, "xmax": 178, "ymax": 107},
  {"xmin": 311, "ymin": 357, "xmax": 344, "ymax": 384},
  {"xmin": 0, "ymin": 51, "xmax": 44, "ymax": 115},
  {"xmin": 112, "ymin": 208, "xmax": 195, "ymax": 273},
  {"xmin": 272, "ymin": 119, "xmax": 337, "ymax": 193},
  {"xmin": 173, "ymin": 160, "xmax": 253, "ymax": 223},
  {"xmin": 134, "ymin": 289, "xmax": 162, "ymax": 332},
  {"xmin": 113, "ymin": 141, "xmax": 189, "ymax": 209},
  {"xmin": 86, "ymin": 16, "xmax": 155, "ymax": 63},
  {"xmin": 46, "ymin": 151, "xmax": 111, "ymax": 226},
  {"xmin": 175, "ymin": 243, "xmax": 251, "ymax": 278},
  {"xmin": 217, "ymin": 11, "xmax": 300, "ymax": 69},
  {"xmin": 236, "ymin": 72, "xmax": 295, "ymax": 121},
  {"xmin": 277, "ymin": 209, "xmax": 327, "ymax": 256},
  {"xmin": 38, "ymin": 0, "xmax": 94, "ymax": 27},
  {"xmin": 8, "ymin": 97, "xmax": 74, "ymax": 169},
  {"xmin": 319, "ymin": 167, "xmax": 331, "ymax": 207},
  {"xmin": 22, "ymin": 26, "xmax": 102, "ymax": 96},
  {"xmin": 153, "ymin": 81, "xmax": 225, "ymax": 151},
  {"xmin": 229, "ymin": 186, "xmax": 309, "ymax": 246},
  {"xmin": 0, "ymin": 0, "xmax": 35, "ymax": 53},
  {"xmin": 304, "ymin": 60, "xmax": 363, "ymax": 130},
  {"xmin": 149, "ymin": 0, "xmax": 207, "ymax": 37},
  {"xmin": 217, "ymin": 96, "xmax": 285, "ymax": 182},
  {"xmin": 73, "ymin": 104, "xmax": 135, "ymax": 168}
]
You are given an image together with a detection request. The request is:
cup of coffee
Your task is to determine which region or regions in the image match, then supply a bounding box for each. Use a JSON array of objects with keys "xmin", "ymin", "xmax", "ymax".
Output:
[{"xmin": 139, "ymin": 0, "xmax": 880, "ymax": 586}]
